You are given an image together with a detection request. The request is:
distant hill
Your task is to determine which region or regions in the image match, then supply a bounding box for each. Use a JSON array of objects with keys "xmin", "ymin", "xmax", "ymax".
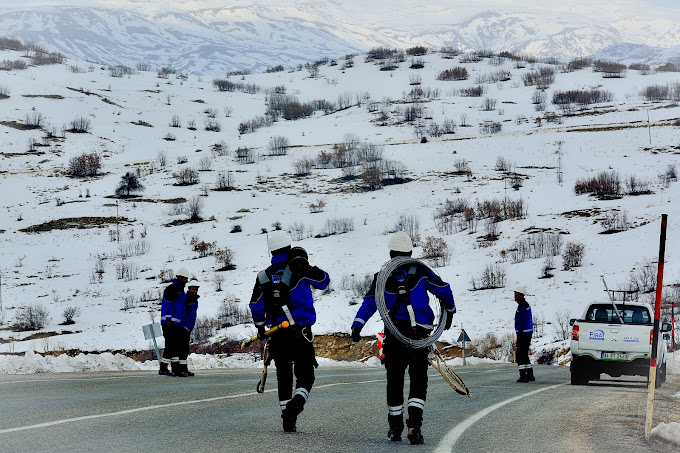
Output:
[{"xmin": 1, "ymin": 2, "xmax": 680, "ymax": 74}]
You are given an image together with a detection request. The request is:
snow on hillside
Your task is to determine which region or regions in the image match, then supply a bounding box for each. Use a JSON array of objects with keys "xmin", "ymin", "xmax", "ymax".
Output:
[
  {"xmin": 2, "ymin": 1, "xmax": 680, "ymax": 73},
  {"xmin": 1, "ymin": 48, "xmax": 679, "ymax": 373}
]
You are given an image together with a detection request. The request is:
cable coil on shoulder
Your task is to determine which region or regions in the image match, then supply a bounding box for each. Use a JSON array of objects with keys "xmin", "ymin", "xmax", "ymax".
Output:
[{"xmin": 374, "ymin": 256, "xmax": 449, "ymax": 349}]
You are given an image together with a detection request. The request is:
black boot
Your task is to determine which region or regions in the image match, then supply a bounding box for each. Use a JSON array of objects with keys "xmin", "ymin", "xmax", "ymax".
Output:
[
  {"xmin": 517, "ymin": 368, "xmax": 529, "ymax": 383},
  {"xmin": 527, "ymin": 368, "xmax": 535, "ymax": 382},
  {"xmin": 406, "ymin": 409, "xmax": 424, "ymax": 445},
  {"xmin": 407, "ymin": 427, "xmax": 424, "ymax": 445},
  {"xmin": 159, "ymin": 361, "xmax": 175, "ymax": 376},
  {"xmin": 387, "ymin": 414, "xmax": 403, "ymax": 441},
  {"xmin": 281, "ymin": 395, "xmax": 304, "ymax": 433},
  {"xmin": 176, "ymin": 363, "xmax": 189, "ymax": 377}
]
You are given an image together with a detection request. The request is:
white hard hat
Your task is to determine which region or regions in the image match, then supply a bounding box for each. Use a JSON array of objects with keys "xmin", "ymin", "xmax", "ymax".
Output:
[
  {"xmin": 514, "ymin": 285, "xmax": 528, "ymax": 296},
  {"xmin": 267, "ymin": 230, "xmax": 292, "ymax": 252},
  {"xmin": 187, "ymin": 278, "xmax": 201, "ymax": 288},
  {"xmin": 387, "ymin": 231, "xmax": 412, "ymax": 253},
  {"xmin": 176, "ymin": 267, "xmax": 191, "ymax": 279}
]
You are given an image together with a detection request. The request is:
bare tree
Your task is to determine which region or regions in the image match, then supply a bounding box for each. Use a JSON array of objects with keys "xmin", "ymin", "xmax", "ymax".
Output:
[
  {"xmin": 69, "ymin": 116, "xmax": 92, "ymax": 133},
  {"xmin": 115, "ymin": 172, "xmax": 145, "ymax": 197},
  {"xmin": 213, "ymin": 272, "xmax": 225, "ymax": 291},
  {"xmin": 24, "ymin": 111, "xmax": 44, "ymax": 129},
  {"xmin": 215, "ymin": 247, "xmax": 236, "ymax": 270},
  {"xmin": 169, "ymin": 114, "xmax": 182, "ymax": 128},
  {"xmin": 185, "ymin": 196, "xmax": 204, "ymax": 221},
  {"xmin": 553, "ymin": 309, "xmax": 573, "ymax": 341},
  {"xmin": 215, "ymin": 171, "xmax": 236, "ymax": 190},
  {"xmin": 269, "ymin": 136, "xmax": 290, "ymax": 155},
  {"xmin": 175, "ymin": 167, "xmax": 199, "ymax": 185},
  {"xmin": 562, "ymin": 241, "xmax": 586, "ymax": 270},
  {"xmin": 157, "ymin": 150, "xmax": 168, "ymax": 167},
  {"xmin": 62, "ymin": 306, "xmax": 81, "ymax": 325},
  {"xmin": 198, "ymin": 156, "xmax": 212, "ymax": 171}
]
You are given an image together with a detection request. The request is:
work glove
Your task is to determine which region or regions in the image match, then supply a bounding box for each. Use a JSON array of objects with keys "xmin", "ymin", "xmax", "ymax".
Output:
[
  {"xmin": 351, "ymin": 326, "xmax": 362, "ymax": 342},
  {"xmin": 257, "ymin": 325, "xmax": 266, "ymax": 340},
  {"xmin": 444, "ymin": 309, "xmax": 454, "ymax": 330}
]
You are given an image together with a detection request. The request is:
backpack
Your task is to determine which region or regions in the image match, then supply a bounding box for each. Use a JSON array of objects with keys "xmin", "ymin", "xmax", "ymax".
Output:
[{"xmin": 258, "ymin": 265, "xmax": 295, "ymax": 325}]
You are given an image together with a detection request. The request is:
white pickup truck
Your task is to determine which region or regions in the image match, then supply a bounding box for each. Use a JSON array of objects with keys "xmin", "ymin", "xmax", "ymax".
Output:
[{"xmin": 570, "ymin": 301, "xmax": 671, "ymax": 386}]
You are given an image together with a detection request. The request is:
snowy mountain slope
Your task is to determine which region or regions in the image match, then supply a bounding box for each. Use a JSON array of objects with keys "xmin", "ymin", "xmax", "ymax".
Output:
[
  {"xmin": 1, "ymin": 2, "xmax": 680, "ymax": 74},
  {"xmin": 0, "ymin": 6, "xmax": 365, "ymax": 74},
  {"xmin": 0, "ymin": 46, "xmax": 679, "ymax": 366}
]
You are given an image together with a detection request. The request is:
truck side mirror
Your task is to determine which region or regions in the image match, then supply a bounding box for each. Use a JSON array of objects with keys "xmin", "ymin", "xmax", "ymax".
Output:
[
  {"xmin": 569, "ymin": 318, "xmax": 576, "ymax": 326},
  {"xmin": 661, "ymin": 322, "xmax": 672, "ymax": 332}
]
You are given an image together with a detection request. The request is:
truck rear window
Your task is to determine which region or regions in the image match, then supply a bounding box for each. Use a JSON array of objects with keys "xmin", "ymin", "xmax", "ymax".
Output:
[{"xmin": 585, "ymin": 304, "xmax": 650, "ymax": 324}]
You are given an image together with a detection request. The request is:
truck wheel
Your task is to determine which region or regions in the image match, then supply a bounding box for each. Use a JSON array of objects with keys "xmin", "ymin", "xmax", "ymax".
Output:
[
  {"xmin": 662, "ymin": 363, "xmax": 667, "ymax": 383},
  {"xmin": 658, "ymin": 363, "xmax": 667, "ymax": 385},
  {"xmin": 570, "ymin": 364, "xmax": 589, "ymax": 385}
]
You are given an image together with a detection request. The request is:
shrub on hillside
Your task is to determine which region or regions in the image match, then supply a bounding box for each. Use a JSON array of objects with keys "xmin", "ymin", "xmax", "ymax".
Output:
[
  {"xmin": 573, "ymin": 170, "xmax": 621, "ymax": 198},
  {"xmin": 15, "ymin": 304, "xmax": 49, "ymax": 331},
  {"xmin": 562, "ymin": 241, "xmax": 586, "ymax": 270},
  {"xmin": 522, "ymin": 67, "xmax": 555, "ymax": 88},
  {"xmin": 470, "ymin": 264, "xmax": 506, "ymax": 290},
  {"xmin": 68, "ymin": 152, "xmax": 101, "ymax": 177},
  {"xmin": 190, "ymin": 236, "xmax": 216, "ymax": 258},
  {"xmin": 421, "ymin": 236, "xmax": 450, "ymax": 267},
  {"xmin": 175, "ymin": 167, "xmax": 199, "ymax": 185},
  {"xmin": 437, "ymin": 66, "xmax": 468, "ymax": 81},
  {"xmin": 593, "ymin": 60, "xmax": 627, "ymax": 78},
  {"xmin": 69, "ymin": 116, "xmax": 92, "ymax": 133},
  {"xmin": 217, "ymin": 295, "xmax": 251, "ymax": 328},
  {"xmin": 472, "ymin": 332, "xmax": 515, "ymax": 361},
  {"xmin": 215, "ymin": 247, "xmax": 236, "ymax": 271}
]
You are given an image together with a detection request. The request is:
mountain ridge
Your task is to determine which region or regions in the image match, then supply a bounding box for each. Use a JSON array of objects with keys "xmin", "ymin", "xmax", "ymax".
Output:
[{"xmin": 1, "ymin": 4, "xmax": 680, "ymax": 74}]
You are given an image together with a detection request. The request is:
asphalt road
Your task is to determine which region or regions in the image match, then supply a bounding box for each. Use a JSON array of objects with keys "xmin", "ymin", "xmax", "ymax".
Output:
[{"xmin": 0, "ymin": 364, "xmax": 677, "ymax": 452}]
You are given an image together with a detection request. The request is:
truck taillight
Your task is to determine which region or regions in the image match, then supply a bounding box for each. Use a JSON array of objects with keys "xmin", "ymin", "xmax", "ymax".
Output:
[
  {"xmin": 650, "ymin": 329, "xmax": 654, "ymax": 344},
  {"xmin": 572, "ymin": 325, "xmax": 579, "ymax": 341}
]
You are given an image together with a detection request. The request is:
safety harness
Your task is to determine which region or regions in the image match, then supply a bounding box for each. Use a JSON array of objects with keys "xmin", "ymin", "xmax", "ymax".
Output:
[{"xmin": 392, "ymin": 264, "xmax": 418, "ymax": 328}]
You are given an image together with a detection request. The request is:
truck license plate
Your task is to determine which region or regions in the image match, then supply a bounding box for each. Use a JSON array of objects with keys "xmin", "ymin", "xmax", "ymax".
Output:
[{"xmin": 601, "ymin": 352, "xmax": 629, "ymax": 360}]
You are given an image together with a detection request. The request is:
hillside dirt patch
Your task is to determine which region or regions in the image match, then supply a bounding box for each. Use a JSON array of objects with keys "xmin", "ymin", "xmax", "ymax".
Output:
[
  {"xmin": 19, "ymin": 216, "xmax": 131, "ymax": 233},
  {"xmin": 22, "ymin": 94, "xmax": 64, "ymax": 99},
  {"xmin": 0, "ymin": 120, "xmax": 40, "ymax": 131}
]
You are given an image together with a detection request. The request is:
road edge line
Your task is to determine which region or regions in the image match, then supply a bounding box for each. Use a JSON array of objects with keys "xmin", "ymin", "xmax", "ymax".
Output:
[{"xmin": 434, "ymin": 383, "xmax": 565, "ymax": 453}]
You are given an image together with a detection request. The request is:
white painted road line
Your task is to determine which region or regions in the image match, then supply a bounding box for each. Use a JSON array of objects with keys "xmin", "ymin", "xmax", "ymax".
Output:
[
  {"xmin": 0, "ymin": 378, "xmax": 385, "ymax": 434},
  {"xmin": 435, "ymin": 383, "xmax": 565, "ymax": 453}
]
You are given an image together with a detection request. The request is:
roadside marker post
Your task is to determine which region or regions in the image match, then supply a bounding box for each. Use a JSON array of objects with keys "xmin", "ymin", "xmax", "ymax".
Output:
[
  {"xmin": 645, "ymin": 214, "xmax": 667, "ymax": 439},
  {"xmin": 457, "ymin": 328, "xmax": 471, "ymax": 366},
  {"xmin": 143, "ymin": 322, "xmax": 163, "ymax": 364}
]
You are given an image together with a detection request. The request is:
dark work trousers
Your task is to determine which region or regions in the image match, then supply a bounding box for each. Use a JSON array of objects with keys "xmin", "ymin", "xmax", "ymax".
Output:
[
  {"xmin": 161, "ymin": 324, "xmax": 181, "ymax": 368},
  {"xmin": 384, "ymin": 332, "xmax": 429, "ymax": 429},
  {"xmin": 177, "ymin": 328, "xmax": 191, "ymax": 367},
  {"xmin": 516, "ymin": 334, "xmax": 532, "ymax": 367},
  {"xmin": 269, "ymin": 326, "xmax": 317, "ymax": 411}
]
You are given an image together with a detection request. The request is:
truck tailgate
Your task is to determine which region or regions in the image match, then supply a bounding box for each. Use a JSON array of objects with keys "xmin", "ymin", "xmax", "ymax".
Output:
[{"xmin": 578, "ymin": 323, "xmax": 650, "ymax": 359}]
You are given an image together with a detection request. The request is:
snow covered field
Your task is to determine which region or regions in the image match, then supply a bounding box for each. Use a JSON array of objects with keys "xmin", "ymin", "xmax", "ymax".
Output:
[{"xmin": 1, "ymin": 46, "xmax": 679, "ymax": 369}]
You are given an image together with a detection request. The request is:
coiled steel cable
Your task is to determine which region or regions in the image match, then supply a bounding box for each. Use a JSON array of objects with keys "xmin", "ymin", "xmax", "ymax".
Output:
[{"xmin": 374, "ymin": 256, "xmax": 449, "ymax": 349}]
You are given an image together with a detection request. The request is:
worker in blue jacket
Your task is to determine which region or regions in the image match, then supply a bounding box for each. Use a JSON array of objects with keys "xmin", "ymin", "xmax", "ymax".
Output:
[
  {"xmin": 176, "ymin": 278, "xmax": 200, "ymax": 377},
  {"xmin": 159, "ymin": 267, "xmax": 189, "ymax": 376},
  {"xmin": 514, "ymin": 286, "xmax": 535, "ymax": 383},
  {"xmin": 249, "ymin": 230, "xmax": 330, "ymax": 433},
  {"xmin": 351, "ymin": 231, "xmax": 456, "ymax": 446}
]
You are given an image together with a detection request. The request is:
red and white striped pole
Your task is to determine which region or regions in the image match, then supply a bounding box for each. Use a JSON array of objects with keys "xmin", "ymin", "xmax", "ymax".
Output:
[{"xmin": 645, "ymin": 214, "xmax": 667, "ymax": 439}]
